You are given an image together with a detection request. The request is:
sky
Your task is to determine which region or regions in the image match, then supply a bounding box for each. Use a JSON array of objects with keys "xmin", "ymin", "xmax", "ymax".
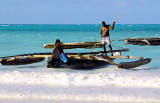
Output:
[{"xmin": 0, "ymin": 0, "xmax": 159, "ymax": 24}]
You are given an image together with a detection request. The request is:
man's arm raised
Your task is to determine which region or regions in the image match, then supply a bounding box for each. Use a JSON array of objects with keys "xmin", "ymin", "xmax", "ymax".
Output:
[{"xmin": 109, "ymin": 21, "xmax": 115, "ymax": 30}]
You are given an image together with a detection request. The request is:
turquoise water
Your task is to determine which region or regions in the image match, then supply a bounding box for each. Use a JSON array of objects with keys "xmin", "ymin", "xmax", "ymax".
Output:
[
  {"xmin": 0, "ymin": 24, "xmax": 159, "ymax": 67},
  {"xmin": 0, "ymin": 24, "xmax": 160, "ymax": 103}
]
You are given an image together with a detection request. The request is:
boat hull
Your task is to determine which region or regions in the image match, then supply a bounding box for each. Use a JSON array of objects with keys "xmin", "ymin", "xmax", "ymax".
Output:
[
  {"xmin": 1, "ymin": 57, "xmax": 44, "ymax": 65},
  {"xmin": 125, "ymin": 38, "xmax": 160, "ymax": 45},
  {"xmin": 47, "ymin": 55, "xmax": 113, "ymax": 69}
]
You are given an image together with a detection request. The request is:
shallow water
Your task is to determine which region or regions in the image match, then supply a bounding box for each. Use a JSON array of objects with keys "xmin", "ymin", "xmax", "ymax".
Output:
[{"xmin": 0, "ymin": 24, "xmax": 160, "ymax": 103}]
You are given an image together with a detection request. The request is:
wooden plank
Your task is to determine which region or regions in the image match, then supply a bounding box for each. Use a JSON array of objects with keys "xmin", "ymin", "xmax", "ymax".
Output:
[
  {"xmin": 66, "ymin": 49, "xmax": 129, "ymax": 55},
  {"xmin": 0, "ymin": 53, "xmax": 52, "ymax": 59},
  {"xmin": 109, "ymin": 55, "xmax": 143, "ymax": 59},
  {"xmin": 0, "ymin": 49, "xmax": 128, "ymax": 59}
]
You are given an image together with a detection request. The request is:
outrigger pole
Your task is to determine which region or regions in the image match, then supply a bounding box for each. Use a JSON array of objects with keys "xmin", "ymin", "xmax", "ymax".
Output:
[
  {"xmin": 90, "ymin": 11, "xmax": 126, "ymax": 52},
  {"xmin": 0, "ymin": 49, "xmax": 128, "ymax": 59},
  {"xmin": 94, "ymin": 55, "xmax": 152, "ymax": 69}
]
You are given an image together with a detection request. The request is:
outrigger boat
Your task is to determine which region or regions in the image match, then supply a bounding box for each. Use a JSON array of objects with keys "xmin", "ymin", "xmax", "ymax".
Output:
[
  {"xmin": 124, "ymin": 37, "xmax": 160, "ymax": 45},
  {"xmin": 0, "ymin": 41, "xmax": 152, "ymax": 69}
]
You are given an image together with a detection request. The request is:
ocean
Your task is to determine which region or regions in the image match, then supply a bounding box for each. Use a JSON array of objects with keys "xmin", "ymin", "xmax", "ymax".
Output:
[{"xmin": 0, "ymin": 24, "xmax": 160, "ymax": 103}]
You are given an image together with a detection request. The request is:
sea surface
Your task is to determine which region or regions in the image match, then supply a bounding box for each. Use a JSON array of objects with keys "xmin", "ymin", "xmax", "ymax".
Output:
[{"xmin": 0, "ymin": 24, "xmax": 160, "ymax": 103}]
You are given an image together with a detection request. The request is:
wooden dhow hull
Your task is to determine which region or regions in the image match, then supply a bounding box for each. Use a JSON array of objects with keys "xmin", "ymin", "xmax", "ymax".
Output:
[{"xmin": 47, "ymin": 54, "xmax": 114, "ymax": 69}]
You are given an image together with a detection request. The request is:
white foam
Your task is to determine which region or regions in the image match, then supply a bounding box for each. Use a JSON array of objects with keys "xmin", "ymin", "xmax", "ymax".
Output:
[
  {"xmin": 0, "ymin": 93, "xmax": 158, "ymax": 103},
  {"xmin": 0, "ymin": 85, "xmax": 159, "ymax": 103},
  {"xmin": 0, "ymin": 71, "xmax": 160, "ymax": 88}
]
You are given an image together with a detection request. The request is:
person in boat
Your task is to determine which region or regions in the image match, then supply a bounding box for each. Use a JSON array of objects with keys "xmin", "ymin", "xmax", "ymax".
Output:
[
  {"xmin": 100, "ymin": 21, "xmax": 115, "ymax": 56},
  {"xmin": 51, "ymin": 39, "xmax": 63, "ymax": 60},
  {"xmin": 51, "ymin": 39, "xmax": 70, "ymax": 66}
]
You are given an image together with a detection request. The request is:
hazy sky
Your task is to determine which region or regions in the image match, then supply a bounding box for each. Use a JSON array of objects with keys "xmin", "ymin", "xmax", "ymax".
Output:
[{"xmin": 0, "ymin": 0, "xmax": 159, "ymax": 24}]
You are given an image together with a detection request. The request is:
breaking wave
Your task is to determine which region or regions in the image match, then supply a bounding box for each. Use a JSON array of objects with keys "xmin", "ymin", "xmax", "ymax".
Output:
[{"xmin": 0, "ymin": 71, "xmax": 160, "ymax": 88}]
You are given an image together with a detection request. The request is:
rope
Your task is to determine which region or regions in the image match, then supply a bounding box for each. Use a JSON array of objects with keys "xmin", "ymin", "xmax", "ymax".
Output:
[
  {"xmin": 112, "ymin": 45, "xmax": 126, "ymax": 49},
  {"xmin": 90, "ymin": 40, "xmax": 101, "ymax": 52}
]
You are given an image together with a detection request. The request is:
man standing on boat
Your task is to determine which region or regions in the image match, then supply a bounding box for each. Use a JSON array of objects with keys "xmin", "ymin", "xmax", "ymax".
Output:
[{"xmin": 100, "ymin": 21, "xmax": 115, "ymax": 56}]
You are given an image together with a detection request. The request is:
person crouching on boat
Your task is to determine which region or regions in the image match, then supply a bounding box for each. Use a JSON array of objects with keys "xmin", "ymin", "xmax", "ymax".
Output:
[
  {"xmin": 51, "ymin": 39, "xmax": 63, "ymax": 60},
  {"xmin": 100, "ymin": 21, "xmax": 115, "ymax": 56},
  {"xmin": 51, "ymin": 39, "xmax": 70, "ymax": 66}
]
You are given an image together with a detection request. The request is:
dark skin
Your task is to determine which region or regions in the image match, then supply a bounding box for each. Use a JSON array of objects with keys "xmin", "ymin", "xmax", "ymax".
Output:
[
  {"xmin": 52, "ymin": 42, "xmax": 70, "ymax": 67},
  {"xmin": 100, "ymin": 21, "xmax": 115, "ymax": 56},
  {"xmin": 51, "ymin": 42, "xmax": 64, "ymax": 58}
]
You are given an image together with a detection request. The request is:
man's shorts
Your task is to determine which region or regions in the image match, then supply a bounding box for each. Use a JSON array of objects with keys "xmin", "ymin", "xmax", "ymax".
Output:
[{"xmin": 102, "ymin": 36, "xmax": 111, "ymax": 45}]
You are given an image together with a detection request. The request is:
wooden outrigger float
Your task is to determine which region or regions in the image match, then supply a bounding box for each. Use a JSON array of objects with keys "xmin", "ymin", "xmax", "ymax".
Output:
[
  {"xmin": 1, "ymin": 57, "xmax": 44, "ymax": 66},
  {"xmin": 43, "ymin": 41, "xmax": 103, "ymax": 49},
  {"xmin": 0, "ymin": 47, "xmax": 152, "ymax": 69},
  {"xmin": 124, "ymin": 37, "xmax": 160, "ymax": 45}
]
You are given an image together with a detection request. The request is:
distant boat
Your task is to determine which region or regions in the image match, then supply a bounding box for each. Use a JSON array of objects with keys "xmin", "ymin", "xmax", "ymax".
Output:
[{"xmin": 124, "ymin": 37, "xmax": 160, "ymax": 45}]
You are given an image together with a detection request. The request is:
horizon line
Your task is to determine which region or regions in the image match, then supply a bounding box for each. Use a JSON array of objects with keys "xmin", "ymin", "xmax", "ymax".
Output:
[{"xmin": 1, "ymin": 23, "xmax": 160, "ymax": 25}]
